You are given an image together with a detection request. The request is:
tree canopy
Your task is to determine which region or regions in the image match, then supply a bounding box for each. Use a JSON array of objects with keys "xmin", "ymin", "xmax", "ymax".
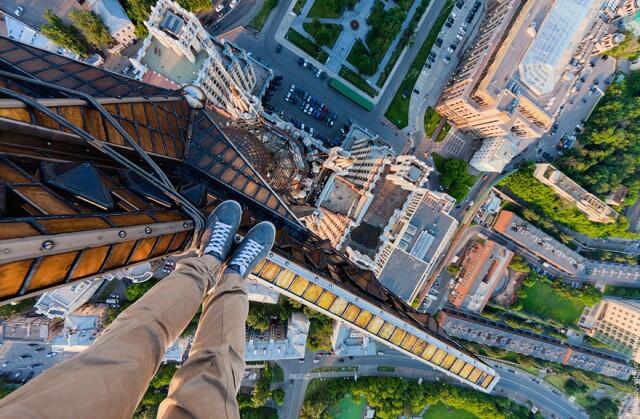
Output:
[
  {"xmin": 69, "ymin": 10, "xmax": 113, "ymax": 49},
  {"xmin": 559, "ymin": 71, "xmax": 640, "ymax": 200},
  {"xmin": 41, "ymin": 10, "xmax": 89, "ymax": 58},
  {"xmin": 499, "ymin": 164, "xmax": 637, "ymax": 239},
  {"xmin": 300, "ymin": 377, "xmax": 543, "ymax": 419},
  {"xmin": 432, "ymin": 153, "xmax": 476, "ymax": 202}
]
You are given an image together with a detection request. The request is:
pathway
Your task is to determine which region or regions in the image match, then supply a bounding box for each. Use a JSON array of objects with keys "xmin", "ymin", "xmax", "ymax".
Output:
[{"xmin": 367, "ymin": 0, "xmax": 422, "ymax": 85}]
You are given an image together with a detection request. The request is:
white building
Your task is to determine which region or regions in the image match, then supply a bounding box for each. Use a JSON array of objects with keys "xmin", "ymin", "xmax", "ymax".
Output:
[
  {"xmin": 246, "ymin": 280, "xmax": 280, "ymax": 304},
  {"xmin": 469, "ymin": 135, "xmax": 519, "ymax": 173},
  {"xmin": 35, "ymin": 278, "xmax": 104, "ymax": 319},
  {"xmin": 245, "ymin": 312, "xmax": 310, "ymax": 361},
  {"xmin": 1, "ymin": 14, "xmax": 76, "ymax": 59},
  {"xmin": 331, "ymin": 323, "xmax": 377, "ymax": 356},
  {"xmin": 84, "ymin": 0, "xmax": 136, "ymax": 53},
  {"xmin": 50, "ymin": 305, "xmax": 108, "ymax": 353},
  {"xmin": 303, "ymin": 126, "xmax": 457, "ymax": 303},
  {"xmin": 132, "ymin": 0, "xmax": 259, "ymax": 119},
  {"xmin": 163, "ymin": 336, "xmax": 192, "ymax": 363}
]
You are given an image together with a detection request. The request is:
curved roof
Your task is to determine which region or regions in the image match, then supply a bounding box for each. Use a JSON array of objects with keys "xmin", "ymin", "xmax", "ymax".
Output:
[{"xmin": 519, "ymin": 0, "xmax": 600, "ymax": 95}]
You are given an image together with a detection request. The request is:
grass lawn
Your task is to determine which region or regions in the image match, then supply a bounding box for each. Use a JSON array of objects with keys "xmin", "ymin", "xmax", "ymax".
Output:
[
  {"xmin": 339, "ymin": 66, "xmax": 377, "ymax": 97},
  {"xmin": 309, "ymin": 0, "xmax": 356, "ymax": 18},
  {"xmin": 436, "ymin": 122, "xmax": 451, "ymax": 142},
  {"xmin": 424, "ymin": 107, "xmax": 441, "ymax": 137},
  {"xmin": 423, "ymin": 402, "xmax": 478, "ymax": 419},
  {"xmin": 518, "ymin": 280, "xmax": 585, "ymax": 325},
  {"xmin": 329, "ymin": 394, "xmax": 365, "ymax": 419},
  {"xmin": 377, "ymin": 0, "xmax": 432, "ymax": 87},
  {"xmin": 302, "ymin": 21, "xmax": 342, "ymax": 48},
  {"xmin": 329, "ymin": 78, "xmax": 374, "ymax": 110},
  {"xmin": 248, "ymin": 0, "xmax": 277, "ymax": 31},
  {"xmin": 385, "ymin": 0, "xmax": 455, "ymax": 128},
  {"xmin": 286, "ymin": 29, "xmax": 329, "ymax": 63}
]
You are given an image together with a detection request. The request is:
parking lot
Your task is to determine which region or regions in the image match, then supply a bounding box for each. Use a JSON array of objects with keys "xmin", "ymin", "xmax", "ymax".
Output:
[
  {"xmin": 262, "ymin": 58, "xmax": 351, "ymax": 146},
  {"xmin": 0, "ymin": 341, "xmax": 60, "ymax": 385}
]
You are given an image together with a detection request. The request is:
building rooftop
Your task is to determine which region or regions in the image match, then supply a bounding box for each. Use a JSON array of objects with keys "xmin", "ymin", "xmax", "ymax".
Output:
[
  {"xmin": 88, "ymin": 0, "xmax": 132, "ymax": 33},
  {"xmin": 140, "ymin": 36, "xmax": 206, "ymax": 85},
  {"xmin": 519, "ymin": 0, "xmax": 600, "ymax": 95},
  {"xmin": 377, "ymin": 194, "xmax": 458, "ymax": 301},
  {"xmin": 450, "ymin": 239, "xmax": 513, "ymax": 312}
]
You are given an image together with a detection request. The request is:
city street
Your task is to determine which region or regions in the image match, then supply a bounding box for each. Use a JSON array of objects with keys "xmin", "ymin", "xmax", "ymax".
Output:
[
  {"xmin": 0, "ymin": 341, "xmax": 60, "ymax": 384},
  {"xmin": 218, "ymin": 0, "xmax": 460, "ymax": 154},
  {"xmin": 275, "ymin": 350, "xmax": 586, "ymax": 419}
]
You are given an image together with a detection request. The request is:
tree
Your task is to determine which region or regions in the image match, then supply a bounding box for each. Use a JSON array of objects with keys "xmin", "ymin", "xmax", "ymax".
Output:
[
  {"xmin": 271, "ymin": 388, "xmax": 285, "ymax": 405},
  {"xmin": 586, "ymin": 398, "xmax": 619, "ymax": 419},
  {"xmin": 41, "ymin": 10, "xmax": 89, "ymax": 58},
  {"xmin": 120, "ymin": 0, "xmax": 154, "ymax": 38},
  {"xmin": 432, "ymin": 153, "xmax": 476, "ymax": 202},
  {"xmin": 509, "ymin": 254, "xmax": 531, "ymax": 273},
  {"xmin": 69, "ymin": 10, "xmax": 113, "ymax": 49},
  {"xmin": 446, "ymin": 264, "xmax": 461, "ymax": 276}
]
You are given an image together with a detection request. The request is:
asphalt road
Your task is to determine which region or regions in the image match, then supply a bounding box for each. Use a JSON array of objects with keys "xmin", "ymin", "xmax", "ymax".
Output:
[
  {"xmin": 277, "ymin": 350, "xmax": 586, "ymax": 419},
  {"xmin": 0, "ymin": 341, "xmax": 59, "ymax": 384}
]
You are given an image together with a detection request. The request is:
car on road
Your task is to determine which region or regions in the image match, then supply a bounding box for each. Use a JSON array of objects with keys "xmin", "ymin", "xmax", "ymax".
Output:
[
  {"xmin": 276, "ymin": 44, "xmax": 282, "ymax": 53},
  {"xmin": 14, "ymin": 6, "xmax": 23, "ymax": 17},
  {"xmin": 1, "ymin": 361, "xmax": 10, "ymax": 367},
  {"xmin": 312, "ymin": 357, "xmax": 319, "ymax": 364}
]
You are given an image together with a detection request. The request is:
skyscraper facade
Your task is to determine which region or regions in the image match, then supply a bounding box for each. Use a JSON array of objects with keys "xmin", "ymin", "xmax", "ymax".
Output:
[{"xmin": 0, "ymin": 36, "xmax": 498, "ymax": 392}]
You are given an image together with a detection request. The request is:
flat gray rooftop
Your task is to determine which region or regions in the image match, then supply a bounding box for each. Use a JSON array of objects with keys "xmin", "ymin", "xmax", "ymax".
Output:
[
  {"xmin": 378, "ymin": 248, "xmax": 428, "ymax": 301},
  {"xmin": 141, "ymin": 36, "xmax": 206, "ymax": 85}
]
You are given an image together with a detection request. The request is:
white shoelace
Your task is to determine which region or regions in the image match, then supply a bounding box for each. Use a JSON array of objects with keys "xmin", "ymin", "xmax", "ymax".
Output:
[
  {"xmin": 230, "ymin": 239, "xmax": 264, "ymax": 276},
  {"xmin": 204, "ymin": 222, "xmax": 233, "ymax": 256}
]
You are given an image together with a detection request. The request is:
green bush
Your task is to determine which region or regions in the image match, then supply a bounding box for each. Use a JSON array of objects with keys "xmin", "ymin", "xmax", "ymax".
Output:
[
  {"xmin": 286, "ymin": 29, "xmax": 329, "ymax": 63},
  {"xmin": 303, "ymin": 18, "xmax": 342, "ymax": 48},
  {"xmin": 424, "ymin": 107, "xmax": 442, "ymax": 137}
]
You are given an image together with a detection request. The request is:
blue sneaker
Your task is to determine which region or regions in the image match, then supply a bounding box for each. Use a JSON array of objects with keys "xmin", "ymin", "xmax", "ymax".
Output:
[
  {"xmin": 226, "ymin": 221, "xmax": 276, "ymax": 277},
  {"xmin": 201, "ymin": 200, "xmax": 242, "ymax": 261}
]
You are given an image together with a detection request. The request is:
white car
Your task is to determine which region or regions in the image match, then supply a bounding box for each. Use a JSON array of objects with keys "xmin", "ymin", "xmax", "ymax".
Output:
[
  {"xmin": 215, "ymin": 4, "xmax": 224, "ymax": 13},
  {"xmin": 14, "ymin": 6, "xmax": 23, "ymax": 17},
  {"xmin": 230, "ymin": 0, "xmax": 238, "ymax": 8}
]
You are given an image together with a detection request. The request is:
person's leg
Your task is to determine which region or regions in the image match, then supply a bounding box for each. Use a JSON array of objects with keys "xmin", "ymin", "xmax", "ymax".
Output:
[
  {"xmin": 0, "ymin": 255, "xmax": 219, "ymax": 419},
  {"xmin": 0, "ymin": 200, "xmax": 244, "ymax": 419},
  {"xmin": 157, "ymin": 221, "xmax": 276, "ymax": 419},
  {"xmin": 157, "ymin": 269, "xmax": 247, "ymax": 419}
]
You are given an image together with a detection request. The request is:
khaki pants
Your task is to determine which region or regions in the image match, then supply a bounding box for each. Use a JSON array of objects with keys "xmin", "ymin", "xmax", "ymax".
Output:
[{"xmin": 0, "ymin": 255, "xmax": 247, "ymax": 419}]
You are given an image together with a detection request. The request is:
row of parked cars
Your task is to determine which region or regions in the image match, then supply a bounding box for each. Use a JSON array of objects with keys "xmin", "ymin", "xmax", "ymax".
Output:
[
  {"xmin": 285, "ymin": 84, "xmax": 339, "ymax": 127},
  {"xmin": 297, "ymin": 58, "xmax": 327, "ymax": 80}
]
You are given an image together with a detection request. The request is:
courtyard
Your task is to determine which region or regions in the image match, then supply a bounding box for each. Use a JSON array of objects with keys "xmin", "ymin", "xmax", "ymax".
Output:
[{"xmin": 282, "ymin": 0, "xmax": 433, "ymax": 101}]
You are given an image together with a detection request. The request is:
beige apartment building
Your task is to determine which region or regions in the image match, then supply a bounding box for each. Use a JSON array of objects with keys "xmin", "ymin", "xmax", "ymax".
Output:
[
  {"xmin": 533, "ymin": 164, "xmax": 618, "ymax": 223},
  {"xmin": 436, "ymin": 0, "xmax": 612, "ymax": 141},
  {"xmin": 579, "ymin": 298, "xmax": 640, "ymax": 362}
]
